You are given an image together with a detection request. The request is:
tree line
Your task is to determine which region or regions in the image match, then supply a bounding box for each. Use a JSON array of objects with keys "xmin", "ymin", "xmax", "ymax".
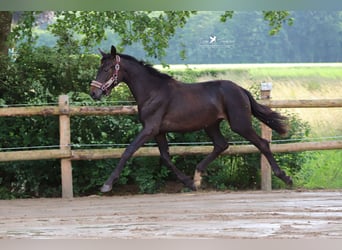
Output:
[
  {"xmin": 30, "ymin": 11, "xmax": 342, "ymax": 64},
  {"xmin": 124, "ymin": 11, "xmax": 342, "ymax": 64}
]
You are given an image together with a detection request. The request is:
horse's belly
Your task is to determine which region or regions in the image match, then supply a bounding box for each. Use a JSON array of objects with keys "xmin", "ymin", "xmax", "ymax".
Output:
[{"xmin": 160, "ymin": 109, "xmax": 225, "ymax": 132}]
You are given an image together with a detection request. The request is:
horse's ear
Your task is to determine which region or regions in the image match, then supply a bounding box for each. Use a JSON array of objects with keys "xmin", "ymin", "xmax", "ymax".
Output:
[
  {"xmin": 111, "ymin": 45, "xmax": 116, "ymax": 57},
  {"xmin": 98, "ymin": 48, "xmax": 106, "ymax": 57}
]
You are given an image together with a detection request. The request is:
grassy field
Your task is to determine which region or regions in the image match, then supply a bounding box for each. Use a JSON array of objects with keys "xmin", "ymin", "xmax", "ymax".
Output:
[{"xmin": 161, "ymin": 63, "xmax": 342, "ymax": 189}]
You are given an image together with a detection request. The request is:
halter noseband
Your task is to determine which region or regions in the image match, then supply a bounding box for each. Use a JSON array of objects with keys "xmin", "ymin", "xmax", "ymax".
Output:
[{"xmin": 91, "ymin": 55, "xmax": 121, "ymax": 95}]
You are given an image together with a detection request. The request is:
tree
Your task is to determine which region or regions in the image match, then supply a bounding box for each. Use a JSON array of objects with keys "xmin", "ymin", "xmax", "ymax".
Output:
[
  {"xmin": 48, "ymin": 11, "xmax": 196, "ymax": 60},
  {"xmin": 3, "ymin": 11, "xmax": 293, "ymax": 61},
  {"xmin": 0, "ymin": 11, "xmax": 12, "ymax": 56}
]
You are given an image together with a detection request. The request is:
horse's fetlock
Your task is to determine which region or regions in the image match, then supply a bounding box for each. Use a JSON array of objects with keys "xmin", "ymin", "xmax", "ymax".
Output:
[{"xmin": 193, "ymin": 170, "xmax": 202, "ymax": 190}]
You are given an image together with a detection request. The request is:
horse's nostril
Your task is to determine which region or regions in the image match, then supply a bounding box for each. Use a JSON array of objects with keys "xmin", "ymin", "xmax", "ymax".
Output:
[{"xmin": 90, "ymin": 91, "xmax": 101, "ymax": 100}]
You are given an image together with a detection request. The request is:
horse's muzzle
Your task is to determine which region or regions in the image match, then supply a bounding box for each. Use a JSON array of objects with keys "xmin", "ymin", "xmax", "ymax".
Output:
[{"xmin": 90, "ymin": 87, "xmax": 103, "ymax": 100}]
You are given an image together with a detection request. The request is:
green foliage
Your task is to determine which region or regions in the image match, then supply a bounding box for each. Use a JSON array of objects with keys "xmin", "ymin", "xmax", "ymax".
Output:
[
  {"xmin": 0, "ymin": 157, "xmax": 61, "ymax": 198},
  {"xmin": 294, "ymin": 150, "xmax": 342, "ymax": 189},
  {"xmin": 220, "ymin": 11, "xmax": 234, "ymax": 22},
  {"xmin": 9, "ymin": 12, "xmax": 39, "ymax": 50},
  {"xmin": 206, "ymin": 155, "xmax": 259, "ymax": 190},
  {"xmin": 72, "ymin": 159, "xmax": 119, "ymax": 196},
  {"xmin": 130, "ymin": 157, "xmax": 170, "ymax": 194},
  {"xmin": 0, "ymin": 46, "xmax": 101, "ymax": 198},
  {"xmin": 220, "ymin": 11, "xmax": 292, "ymax": 36},
  {"xmin": 48, "ymin": 11, "xmax": 196, "ymax": 60},
  {"xmin": 1, "ymin": 45, "xmax": 99, "ymax": 105},
  {"xmin": 262, "ymin": 11, "xmax": 293, "ymax": 35}
]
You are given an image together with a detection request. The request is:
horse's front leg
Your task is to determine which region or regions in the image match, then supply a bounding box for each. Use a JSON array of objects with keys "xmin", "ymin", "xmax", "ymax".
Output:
[{"xmin": 101, "ymin": 127, "xmax": 156, "ymax": 192}]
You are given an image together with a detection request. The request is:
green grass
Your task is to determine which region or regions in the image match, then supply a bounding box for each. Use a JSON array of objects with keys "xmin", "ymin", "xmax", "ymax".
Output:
[
  {"xmin": 294, "ymin": 150, "xmax": 342, "ymax": 189},
  {"xmin": 249, "ymin": 67, "xmax": 342, "ymax": 79}
]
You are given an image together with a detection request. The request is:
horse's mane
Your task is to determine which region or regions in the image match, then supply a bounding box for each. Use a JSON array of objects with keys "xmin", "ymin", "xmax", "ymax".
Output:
[{"xmin": 119, "ymin": 54, "xmax": 173, "ymax": 80}]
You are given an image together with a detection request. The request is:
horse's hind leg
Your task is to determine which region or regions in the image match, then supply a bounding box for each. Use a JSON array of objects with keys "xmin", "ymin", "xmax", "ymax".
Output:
[
  {"xmin": 244, "ymin": 131, "xmax": 292, "ymax": 185},
  {"xmin": 155, "ymin": 133, "xmax": 195, "ymax": 190},
  {"xmin": 193, "ymin": 121, "xmax": 229, "ymax": 190},
  {"xmin": 229, "ymin": 117, "xmax": 293, "ymax": 186}
]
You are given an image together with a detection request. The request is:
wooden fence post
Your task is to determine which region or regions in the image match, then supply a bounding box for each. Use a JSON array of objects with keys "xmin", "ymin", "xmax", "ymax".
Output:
[
  {"xmin": 260, "ymin": 83, "xmax": 273, "ymax": 191},
  {"xmin": 59, "ymin": 95, "xmax": 73, "ymax": 199}
]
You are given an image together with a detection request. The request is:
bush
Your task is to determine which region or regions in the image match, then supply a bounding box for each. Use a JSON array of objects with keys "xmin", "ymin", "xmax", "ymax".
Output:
[{"xmin": 0, "ymin": 46, "xmax": 101, "ymax": 198}]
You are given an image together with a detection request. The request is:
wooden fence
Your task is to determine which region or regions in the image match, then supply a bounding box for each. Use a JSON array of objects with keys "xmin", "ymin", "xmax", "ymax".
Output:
[{"xmin": 1, "ymin": 94, "xmax": 342, "ymax": 198}]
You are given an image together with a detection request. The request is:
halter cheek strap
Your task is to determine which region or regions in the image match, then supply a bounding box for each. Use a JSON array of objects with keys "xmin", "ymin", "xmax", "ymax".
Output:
[{"xmin": 91, "ymin": 55, "xmax": 121, "ymax": 95}]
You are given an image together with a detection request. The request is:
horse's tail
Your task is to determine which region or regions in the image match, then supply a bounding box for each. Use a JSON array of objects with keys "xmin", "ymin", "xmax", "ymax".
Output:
[{"xmin": 243, "ymin": 89, "xmax": 288, "ymax": 136}]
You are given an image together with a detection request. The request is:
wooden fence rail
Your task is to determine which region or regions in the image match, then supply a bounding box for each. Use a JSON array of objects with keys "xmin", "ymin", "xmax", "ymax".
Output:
[
  {"xmin": 1, "ymin": 95, "xmax": 342, "ymax": 198},
  {"xmin": 1, "ymin": 141, "xmax": 341, "ymax": 162},
  {"xmin": 1, "ymin": 99, "xmax": 342, "ymax": 117}
]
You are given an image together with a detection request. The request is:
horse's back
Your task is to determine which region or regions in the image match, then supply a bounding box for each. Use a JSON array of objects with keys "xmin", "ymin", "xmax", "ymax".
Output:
[{"xmin": 176, "ymin": 79, "xmax": 250, "ymax": 108}]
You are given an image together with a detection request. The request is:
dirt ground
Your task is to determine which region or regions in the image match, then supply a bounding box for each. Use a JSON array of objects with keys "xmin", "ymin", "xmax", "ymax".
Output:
[{"xmin": 0, "ymin": 190, "xmax": 342, "ymax": 239}]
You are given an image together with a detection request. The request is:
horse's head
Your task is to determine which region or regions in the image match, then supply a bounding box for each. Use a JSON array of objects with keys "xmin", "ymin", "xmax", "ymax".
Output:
[{"xmin": 90, "ymin": 45, "xmax": 122, "ymax": 100}]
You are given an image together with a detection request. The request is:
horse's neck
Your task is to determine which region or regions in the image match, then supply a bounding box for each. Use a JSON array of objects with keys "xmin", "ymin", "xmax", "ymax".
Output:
[{"xmin": 123, "ymin": 62, "xmax": 162, "ymax": 106}]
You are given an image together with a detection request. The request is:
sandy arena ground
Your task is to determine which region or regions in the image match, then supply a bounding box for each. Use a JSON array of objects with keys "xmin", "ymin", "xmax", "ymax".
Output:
[{"xmin": 0, "ymin": 190, "xmax": 342, "ymax": 239}]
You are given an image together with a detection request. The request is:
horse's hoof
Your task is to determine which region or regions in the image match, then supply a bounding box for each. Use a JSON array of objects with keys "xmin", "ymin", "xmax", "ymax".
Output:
[
  {"xmin": 100, "ymin": 184, "xmax": 112, "ymax": 193},
  {"xmin": 283, "ymin": 176, "xmax": 293, "ymax": 187},
  {"xmin": 183, "ymin": 178, "xmax": 197, "ymax": 191}
]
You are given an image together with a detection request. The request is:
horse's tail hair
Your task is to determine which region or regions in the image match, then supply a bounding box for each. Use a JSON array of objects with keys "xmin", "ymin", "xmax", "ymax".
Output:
[{"xmin": 243, "ymin": 89, "xmax": 289, "ymax": 136}]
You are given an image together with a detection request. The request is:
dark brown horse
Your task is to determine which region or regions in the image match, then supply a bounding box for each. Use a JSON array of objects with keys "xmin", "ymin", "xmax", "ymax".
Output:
[{"xmin": 90, "ymin": 45, "xmax": 293, "ymax": 192}]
